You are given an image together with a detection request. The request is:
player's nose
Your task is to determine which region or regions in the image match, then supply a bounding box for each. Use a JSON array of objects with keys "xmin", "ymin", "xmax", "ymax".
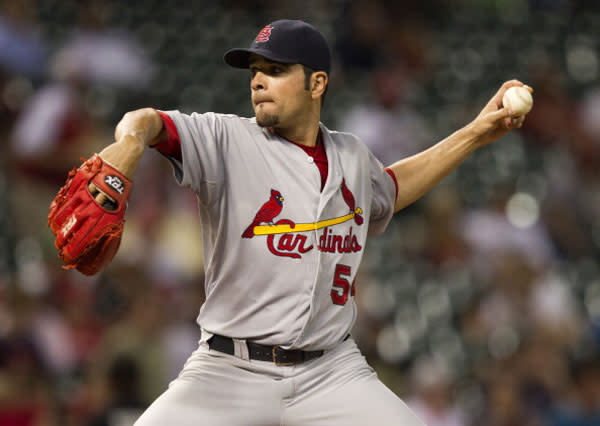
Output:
[{"xmin": 251, "ymin": 72, "xmax": 266, "ymax": 91}]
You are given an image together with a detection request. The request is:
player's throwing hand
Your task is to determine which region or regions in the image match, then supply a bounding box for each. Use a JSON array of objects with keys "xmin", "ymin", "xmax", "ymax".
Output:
[{"xmin": 470, "ymin": 80, "xmax": 533, "ymax": 147}]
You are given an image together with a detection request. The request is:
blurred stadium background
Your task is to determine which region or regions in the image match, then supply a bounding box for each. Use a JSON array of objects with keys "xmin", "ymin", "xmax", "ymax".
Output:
[{"xmin": 2, "ymin": 0, "xmax": 600, "ymax": 425}]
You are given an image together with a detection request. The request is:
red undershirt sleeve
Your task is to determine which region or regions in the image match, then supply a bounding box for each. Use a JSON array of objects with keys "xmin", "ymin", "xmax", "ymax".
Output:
[
  {"xmin": 153, "ymin": 109, "xmax": 182, "ymax": 162},
  {"xmin": 384, "ymin": 168, "xmax": 398, "ymax": 201}
]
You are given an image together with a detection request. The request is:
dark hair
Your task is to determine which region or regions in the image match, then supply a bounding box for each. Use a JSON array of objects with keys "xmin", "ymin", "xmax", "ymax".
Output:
[{"xmin": 302, "ymin": 65, "xmax": 328, "ymax": 108}]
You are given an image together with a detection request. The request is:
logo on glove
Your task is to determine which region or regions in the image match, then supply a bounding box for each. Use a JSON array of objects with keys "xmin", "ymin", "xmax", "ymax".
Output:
[
  {"xmin": 105, "ymin": 175, "xmax": 125, "ymax": 194},
  {"xmin": 61, "ymin": 214, "xmax": 77, "ymax": 237}
]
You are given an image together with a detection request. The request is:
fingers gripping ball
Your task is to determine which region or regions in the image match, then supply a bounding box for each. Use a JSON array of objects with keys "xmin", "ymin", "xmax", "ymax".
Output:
[
  {"xmin": 502, "ymin": 86, "xmax": 533, "ymax": 117},
  {"xmin": 48, "ymin": 155, "xmax": 133, "ymax": 275}
]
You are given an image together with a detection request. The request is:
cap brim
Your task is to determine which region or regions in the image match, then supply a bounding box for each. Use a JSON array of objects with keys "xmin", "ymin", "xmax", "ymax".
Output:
[{"xmin": 223, "ymin": 48, "xmax": 298, "ymax": 69}]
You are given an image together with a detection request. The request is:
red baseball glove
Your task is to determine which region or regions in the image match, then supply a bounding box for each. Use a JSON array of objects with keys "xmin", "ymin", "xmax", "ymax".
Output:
[{"xmin": 48, "ymin": 155, "xmax": 133, "ymax": 275}]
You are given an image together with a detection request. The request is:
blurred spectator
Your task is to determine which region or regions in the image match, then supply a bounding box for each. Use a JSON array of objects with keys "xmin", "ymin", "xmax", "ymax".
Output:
[
  {"xmin": 547, "ymin": 353, "xmax": 600, "ymax": 426},
  {"xmin": 335, "ymin": 0, "xmax": 388, "ymax": 69},
  {"xmin": 529, "ymin": 271, "xmax": 584, "ymax": 346},
  {"xmin": 31, "ymin": 273, "xmax": 104, "ymax": 375},
  {"xmin": 517, "ymin": 336, "xmax": 570, "ymax": 415},
  {"xmin": 522, "ymin": 60, "xmax": 599, "ymax": 172},
  {"xmin": 0, "ymin": 0, "xmax": 47, "ymax": 78},
  {"xmin": 86, "ymin": 355, "xmax": 145, "ymax": 426},
  {"xmin": 579, "ymin": 87, "xmax": 600, "ymax": 155},
  {"xmin": 53, "ymin": 1, "xmax": 153, "ymax": 89},
  {"xmin": 334, "ymin": 0, "xmax": 437, "ymax": 72},
  {"xmin": 116, "ymin": 157, "xmax": 205, "ymax": 282},
  {"xmin": 482, "ymin": 370, "xmax": 541, "ymax": 426},
  {"xmin": 10, "ymin": 62, "xmax": 101, "ymax": 185},
  {"xmin": 406, "ymin": 357, "xmax": 467, "ymax": 426},
  {"xmin": 339, "ymin": 64, "xmax": 433, "ymax": 163},
  {"xmin": 421, "ymin": 186, "xmax": 469, "ymax": 265},
  {"xmin": 459, "ymin": 188, "xmax": 555, "ymax": 278},
  {"xmin": 92, "ymin": 283, "xmax": 170, "ymax": 403},
  {"xmin": 0, "ymin": 334, "xmax": 53, "ymax": 426}
]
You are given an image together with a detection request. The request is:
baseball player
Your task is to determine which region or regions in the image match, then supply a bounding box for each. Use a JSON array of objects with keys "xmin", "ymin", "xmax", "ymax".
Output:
[{"xmin": 48, "ymin": 20, "xmax": 530, "ymax": 426}]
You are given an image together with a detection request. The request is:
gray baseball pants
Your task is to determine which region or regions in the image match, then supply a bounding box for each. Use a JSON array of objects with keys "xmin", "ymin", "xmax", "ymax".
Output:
[{"xmin": 134, "ymin": 333, "xmax": 425, "ymax": 426}]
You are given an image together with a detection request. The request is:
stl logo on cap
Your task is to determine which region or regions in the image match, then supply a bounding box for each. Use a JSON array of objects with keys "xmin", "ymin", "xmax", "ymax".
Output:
[{"xmin": 254, "ymin": 25, "xmax": 273, "ymax": 43}]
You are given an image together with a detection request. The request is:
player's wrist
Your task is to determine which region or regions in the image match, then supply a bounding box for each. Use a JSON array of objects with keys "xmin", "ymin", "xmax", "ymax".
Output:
[
  {"xmin": 461, "ymin": 121, "xmax": 487, "ymax": 150},
  {"xmin": 98, "ymin": 135, "xmax": 145, "ymax": 178}
]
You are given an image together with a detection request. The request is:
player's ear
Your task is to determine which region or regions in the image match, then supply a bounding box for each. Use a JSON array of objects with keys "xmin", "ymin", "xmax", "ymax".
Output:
[{"xmin": 311, "ymin": 72, "xmax": 328, "ymax": 100}]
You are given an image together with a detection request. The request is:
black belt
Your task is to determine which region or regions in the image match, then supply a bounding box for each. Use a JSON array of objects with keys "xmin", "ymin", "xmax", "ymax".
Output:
[{"xmin": 208, "ymin": 334, "xmax": 337, "ymax": 366}]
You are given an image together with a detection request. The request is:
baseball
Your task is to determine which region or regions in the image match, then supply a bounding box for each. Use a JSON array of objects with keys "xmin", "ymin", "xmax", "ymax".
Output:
[{"xmin": 502, "ymin": 86, "xmax": 533, "ymax": 117}]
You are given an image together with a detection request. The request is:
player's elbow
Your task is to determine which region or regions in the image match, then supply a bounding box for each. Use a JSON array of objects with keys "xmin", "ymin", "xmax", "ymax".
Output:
[{"xmin": 115, "ymin": 108, "xmax": 163, "ymax": 146}]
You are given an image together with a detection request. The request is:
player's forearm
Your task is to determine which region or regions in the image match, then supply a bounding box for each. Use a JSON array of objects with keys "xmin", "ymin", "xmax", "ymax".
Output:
[
  {"xmin": 98, "ymin": 108, "xmax": 165, "ymax": 178},
  {"xmin": 387, "ymin": 124, "xmax": 479, "ymax": 212},
  {"xmin": 98, "ymin": 134, "xmax": 146, "ymax": 179}
]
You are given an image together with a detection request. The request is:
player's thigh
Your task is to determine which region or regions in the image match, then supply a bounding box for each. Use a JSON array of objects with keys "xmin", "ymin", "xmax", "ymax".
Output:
[
  {"xmin": 284, "ymin": 339, "xmax": 425, "ymax": 426},
  {"xmin": 134, "ymin": 348, "xmax": 283, "ymax": 426},
  {"xmin": 134, "ymin": 379, "xmax": 226, "ymax": 426},
  {"xmin": 285, "ymin": 372, "xmax": 424, "ymax": 426}
]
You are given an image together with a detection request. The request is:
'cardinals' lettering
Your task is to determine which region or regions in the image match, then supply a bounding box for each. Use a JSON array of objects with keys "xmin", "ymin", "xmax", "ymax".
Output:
[
  {"xmin": 243, "ymin": 181, "xmax": 364, "ymax": 258},
  {"xmin": 266, "ymin": 225, "xmax": 362, "ymax": 259},
  {"xmin": 317, "ymin": 227, "xmax": 362, "ymax": 253},
  {"xmin": 266, "ymin": 219, "xmax": 312, "ymax": 258}
]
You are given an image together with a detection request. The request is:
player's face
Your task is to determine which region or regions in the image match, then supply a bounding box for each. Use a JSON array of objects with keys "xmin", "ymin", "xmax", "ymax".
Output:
[{"xmin": 249, "ymin": 56, "xmax": 312, "ymax": 128}]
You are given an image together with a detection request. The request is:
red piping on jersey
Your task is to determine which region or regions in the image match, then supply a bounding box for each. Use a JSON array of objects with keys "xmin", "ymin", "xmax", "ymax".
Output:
[
  {"xmin": 282, "ymin": 131, "xmax": 328, "ymax": 191},
  {"xmin": 385, "ymin": 168, "xmax": 398, "ymax": 200},
  {"xmin": 153, "ymin": 109, "xmax": 182, "ymax": 162}
]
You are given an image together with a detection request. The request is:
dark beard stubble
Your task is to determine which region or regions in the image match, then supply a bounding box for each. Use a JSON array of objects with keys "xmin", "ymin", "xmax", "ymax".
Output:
[{"xmin": 256, "ymin": 112, "xmax": 280, "ymax": 128}]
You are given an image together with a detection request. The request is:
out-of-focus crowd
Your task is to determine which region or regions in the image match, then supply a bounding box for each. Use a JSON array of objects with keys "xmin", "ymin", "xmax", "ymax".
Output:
[{"xmin": 1, "ymin": 0, "xmax": 599, "ymax": 425}]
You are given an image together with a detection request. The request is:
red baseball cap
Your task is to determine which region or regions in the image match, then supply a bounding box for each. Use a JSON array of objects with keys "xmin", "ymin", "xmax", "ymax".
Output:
[{"xmin": 224, "ymin": 19, "xmax": 331, "ymax": 74}]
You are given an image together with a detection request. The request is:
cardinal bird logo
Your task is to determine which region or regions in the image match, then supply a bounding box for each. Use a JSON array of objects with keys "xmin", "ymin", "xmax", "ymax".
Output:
[
  {"xmin": 341, "ymin": 179, "xmax": 363, "ymax": 225},
  {"xmin": 242, "ymin": 189, "xmax": 284, "ymax": 238}
]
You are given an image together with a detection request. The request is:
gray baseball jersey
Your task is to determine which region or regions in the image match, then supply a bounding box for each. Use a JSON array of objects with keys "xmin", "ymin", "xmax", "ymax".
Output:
[{"xmin": 160, "ymin": 110, "xmax": 396, "ymax": 351}]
